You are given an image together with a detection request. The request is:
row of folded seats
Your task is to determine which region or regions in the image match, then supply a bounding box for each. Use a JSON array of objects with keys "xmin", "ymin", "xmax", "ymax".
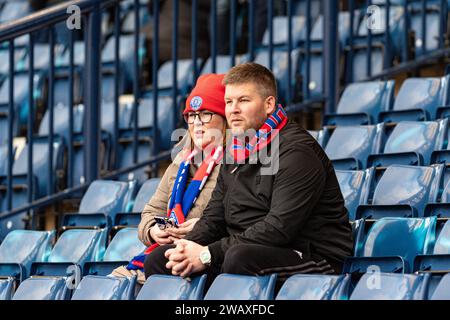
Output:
[
  {"xmin": 1, "ymin": 164, "xmax": 450, "ymax": 299},
  {"xmin": 1, "ymin": 213, "xmax": 450, "ymax": 300}
]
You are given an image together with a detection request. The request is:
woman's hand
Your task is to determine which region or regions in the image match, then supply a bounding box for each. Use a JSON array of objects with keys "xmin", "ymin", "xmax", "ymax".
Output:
[
  {"xmin": 165, "ymin": 218, "xmax": 200, "ymax": 240},
  {"xmin": 149, "ymin": 224, "xmax": 174, "ymax": 245}
]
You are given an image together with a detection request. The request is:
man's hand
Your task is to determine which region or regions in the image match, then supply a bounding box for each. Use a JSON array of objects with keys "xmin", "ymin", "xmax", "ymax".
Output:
[
  {"xmin": 164, "ymin": 239, "xmax": 207, "ymax": 277},
  {"xmin": 149, "ymin": 224, "xmax": 174, "ymax": 245},
  {"xmin": 165, "ymin": 218, "xmax": 200, "ymax": 239}
]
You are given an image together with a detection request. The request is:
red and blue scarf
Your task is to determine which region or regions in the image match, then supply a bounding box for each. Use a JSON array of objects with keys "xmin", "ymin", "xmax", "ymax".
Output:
[
  {"xmin": 230, "ymin": 105, "xmax": 288, "ymax": 162},
  {"xmin": 126, "ymin": 146, "xmax": 223, "ymax": 271}
]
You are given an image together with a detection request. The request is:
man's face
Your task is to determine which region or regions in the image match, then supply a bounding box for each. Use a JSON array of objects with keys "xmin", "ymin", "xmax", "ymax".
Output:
[{"xmin": 224, "ymin": 82, "xmax": 275, "ymax": 136}]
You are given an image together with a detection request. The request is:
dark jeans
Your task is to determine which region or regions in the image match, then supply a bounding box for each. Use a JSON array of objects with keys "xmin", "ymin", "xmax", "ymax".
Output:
[{"xmin": 144, "ymin": 243, "xmax": 336, "ymax": 292}]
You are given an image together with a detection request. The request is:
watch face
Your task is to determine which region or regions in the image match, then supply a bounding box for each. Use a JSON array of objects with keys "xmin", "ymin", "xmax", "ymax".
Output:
[{"xmin": 200, "ymin": 250, "xmax": 211, "ymax": 264}]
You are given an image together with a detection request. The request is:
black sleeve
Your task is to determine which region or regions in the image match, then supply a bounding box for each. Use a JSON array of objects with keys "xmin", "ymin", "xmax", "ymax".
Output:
[
  {"xmin": 208, "ymin": 146, "xmax": 327, "ymax": 265},
  {"xmin": 184, "ymin": 167, "xmax": 228, "ymax": 245}
]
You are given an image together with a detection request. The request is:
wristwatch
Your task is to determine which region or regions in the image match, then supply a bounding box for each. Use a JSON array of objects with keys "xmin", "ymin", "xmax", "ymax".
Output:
[{"xmin": 199, "ymin": 247, "xmax": 212, "ymax": 266}]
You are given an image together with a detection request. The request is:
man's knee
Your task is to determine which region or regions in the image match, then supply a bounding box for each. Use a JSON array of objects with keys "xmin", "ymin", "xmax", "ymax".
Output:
[
  {"xmin": 221, "ymin": 244, "xmax": 258, "ymax": 275},
  {"xmin": 144, "ymin": 244, "xmax": 175, "ymax": 279}
]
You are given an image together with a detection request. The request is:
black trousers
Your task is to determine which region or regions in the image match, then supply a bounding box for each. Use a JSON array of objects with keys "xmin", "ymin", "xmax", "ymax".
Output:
[{"xmin": 144, "ymin": 243, "xmax": 337, "ymax": 292}]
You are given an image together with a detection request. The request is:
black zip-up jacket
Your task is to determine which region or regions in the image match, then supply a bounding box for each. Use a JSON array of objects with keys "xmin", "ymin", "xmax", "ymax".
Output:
[{"xmin": 185, "ymin": 121, "xmax": 353, "ymax": 273}]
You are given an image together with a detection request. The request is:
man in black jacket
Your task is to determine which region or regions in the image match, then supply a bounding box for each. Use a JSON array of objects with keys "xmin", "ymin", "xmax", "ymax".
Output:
[{"xmin": 144, "ymin": 63, "xmax": 353, "ymax": 283}]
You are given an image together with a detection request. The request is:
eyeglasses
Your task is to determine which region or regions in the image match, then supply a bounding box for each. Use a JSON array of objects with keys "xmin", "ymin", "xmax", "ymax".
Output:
[{"xmin": 184, "ymin": 111, "xmax": 215, "ymax": 124}]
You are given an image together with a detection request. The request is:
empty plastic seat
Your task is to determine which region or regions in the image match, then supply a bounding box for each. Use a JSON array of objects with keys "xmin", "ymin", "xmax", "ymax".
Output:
[
  {"xmin": 0, "ymin": 145, "xmax": 11, "ymax": 175},
  {"xmin": 0, "ymin": 1, "xmax": 31, "ymax": 23},
  {"xmin": 63, "ymin": 180, "xmax": 132, "ymax": 229},
  {"xmin": 0, "ymin": 277, "xmax": 14, "ymax": 300},
  {"xmin": 368, "ymin": 120, "xmax": 448, "ymax": 167},
  {"xmin": 323, "ymin": 81, "xmax": 395, "ymax": 126},
  {"xmin": 261, "ymin": 16, "xmax": 306, "ymax": 47},
  {"xmin": 276, "ymin": 274, "xmax": 350, "ymax": 300},
  {"xmin": 324, "ymin": 124, "xmax": 384, "ymax": 170},
  {"xmin": 136, "ymin": 275, "xmax": 207, "ymax": 300},
  {"xmin": 345, "ymin": 217, "xmax": 436, "ymax": 273},
  {"xmin": 157, "ymin": 59, "xmax": 203, "ymax": 95},
  {"xmin": 336, "ymin": 169, "xmax": 373, "ymax": 220},
  {"xmin": 350, "ymin": 272, "xmax": 429, "ymax": 300},
  {"xmin": 71, "ymin": 275, "xmax": 135, "ymax": 300},
  {"xmin": 30, "ymin": 229, "xmax": 107, "ymax": 277},
  {"xmin": 380, "ymin": 77, "xmax": 448, "ymax": 122},
  {"xmin": 414, "ymin": 220, "xmax": 450, "ymax": 273},
  {"xmin": 12, "ymin": 136, "xmax": 65, "ymax": 198},
  {"xmin": 204, "ymin": 274, "xmax": 277, "ymax": 300},
  {"xmin": 115, "ymin": 178, "xmax": 161, "ymax": 227},
  {"xmin": 409, "ymin": 1, "xmax": 442, "ymax": 56},
  {"xmin": 355, "ymin": 164, "xmax": 443, "ymax": 220},
  {"xmin": 0, "ymin": 111, "xmax": 8, "ymax": 146},
  {"xmin": 429, "ymin": 273, "xmax": 450, "ymax": 300},
  {"xmin": 38, "ymin": 103, "xmax": 84, "ymax": 143},
  {"xmin": 12, "ymin": 277, "xmax": 69, "ymax": 300},
  {"xmin": 0, "ymin": 230, "xmax": 54, "ymax": 279}
]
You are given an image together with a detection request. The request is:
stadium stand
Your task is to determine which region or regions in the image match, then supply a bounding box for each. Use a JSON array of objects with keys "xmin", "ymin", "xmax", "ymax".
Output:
[{"xmin": 1, "ymin": 0, "xmax": 450, "ymax": 301}]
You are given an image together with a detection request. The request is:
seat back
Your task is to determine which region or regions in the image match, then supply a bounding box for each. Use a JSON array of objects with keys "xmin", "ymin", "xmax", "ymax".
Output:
[
  {"xmin": 262, "ymin": 16, "xmax": 306, "ymax": 46},
  {"xmin": 103, "ymin": 228, "xmax": 146, "ymax": 262},
  {"xmin": 336, "ymin": 169, "xmax": 372, "ymax": 220},
  {"xmin": 350, "ymin": 272, "xmax": 428, "ymax": 300},
  {"xmin": 136, "ymin": 275, "xmax": 207, "ymax": 300},
  {"xmin": 433, "ymin": 220, "xmax": 450, "ymax": 255},
  {"xmin": 393, "ymin": 77, "xmax": 446, "ymax": 118},
  {"xmin": 276, "ymin": 274, "xmax": 348, "ymax": 300},
  {"xmin": 48, "ymin": 229, "xmax": 107, "ymax": 265},
  {"xmin": 358, "ymin": 217, "xmax": 437, "ymax": 270},
  {"xmin": 38, "ymin": 103, "xmax": 84, "ymax": 142},
  {"xmin": 204, "ymin": 274, "xmax": 277, "ymax": 300},
  {"xmin": 430, "ymin": 273, "xmax": 450, "ymax": 300},
  {"xmin": 131, "ymin": 178, "xmax": 161, "ymax": 212},
  {"xmin": 0, "ymin": 277, "xmax": 14, "ymax": 300},
  {"xmin": 383, "ymin": 120, "xmax": 447, "ymax": 164},
  {"xmin": 0, "ymin": 230, "xmax": 54, "ymax": 273},
  {"xmin": 336, "ymin": 81, "xmax": 394, "ymax": 117},
  {"xmin": 325, "ymin": 124, "xmax": 384, "ymax": 168},
  {"xmin": 372, "ymin": 165, "xmax": 442, "ymax": 214},
  {"xmin": 71, "ymin": 275, "xmax": 135, "ymax": 300},
  {"xmin": 12, "ymin": 277, "xmax": 68, "ymax": 300},
  {"xmin": 201, "ymin": 54, "xmax": 249, "ymax": 75},
  {"xmin": 78, "ymin": 180, "xmax": 130, "ymax": 221}
]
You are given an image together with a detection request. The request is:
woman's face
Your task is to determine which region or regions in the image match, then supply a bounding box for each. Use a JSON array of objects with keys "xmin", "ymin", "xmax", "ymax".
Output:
[{"xmin": 186, "ymin": 111, "xmax": 226, "ymax": 150}]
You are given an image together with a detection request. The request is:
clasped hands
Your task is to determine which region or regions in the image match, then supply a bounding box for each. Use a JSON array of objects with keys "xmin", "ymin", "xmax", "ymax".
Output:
[{"xmin": 164, "ymin": 239, "xmax": 208, "ymax": 278}]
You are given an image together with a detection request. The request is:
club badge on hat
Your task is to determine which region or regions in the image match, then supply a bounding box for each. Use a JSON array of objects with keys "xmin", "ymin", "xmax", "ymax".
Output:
[{"xmin": 190, "ymin": 96, "xmax": 203, "ymax": 111}]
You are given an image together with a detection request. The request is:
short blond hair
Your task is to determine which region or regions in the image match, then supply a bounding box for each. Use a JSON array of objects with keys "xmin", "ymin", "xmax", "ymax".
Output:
[{"xmin": 223, "ymin": 62, "xmax": 277, "ymax": 100}]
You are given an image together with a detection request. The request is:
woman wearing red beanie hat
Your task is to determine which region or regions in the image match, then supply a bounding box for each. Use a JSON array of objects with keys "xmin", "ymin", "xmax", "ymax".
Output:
[{"xmin": 112, "ymin": 74, "xmax": 227, "ymax": 283}]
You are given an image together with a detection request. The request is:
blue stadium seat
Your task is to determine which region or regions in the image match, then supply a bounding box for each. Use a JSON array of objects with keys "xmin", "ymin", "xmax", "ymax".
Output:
[
  {"xmin": 204, "ymin": 274, "xmax": 277, "ymax": 300},
  {"xmin": 63, "ymin": 180, "xmax": 133, "ymax": 229},
  {"xmin": 323, "ymin": 80, "xmax": 395, "ymax": 126},
  {"xmin": 30, "ymin": 229, "xmax": 108, "ymax": 277},
  {"xmin": 115, "ymin": 178, "xmax": 161, "ymax": 227},
  {"xmin": 368, "ymin": 119, "xmax": 448, "ymax": 167},
  {"xmin": 71, "ymin": 275, "xmax": 136, "ymax": 300},
  {"xmin": 0, "ymin": 111, "xmax": 7, "ymax": 146},
  {"xmin": 11, "ymin": 136, "xmax": 65, "ymax": 198},
  {"xmin": 0, "ymin": 144, "xmax": 13, "ymax": 175},
  {"xmin": 307, "ymin": 128, "xmax": 330, "ymax": 148},
  {"xmin": 355, "ymin": 164, "xmax": 443, "ymax": 219},
  {"xmin": 335, "ymin": 169, "xmax": 373, "ymax": 220},
  {"xmin": 324, "ymin": 124, "xmax": 384, "ymax": 170},
  {"xmin": 345, "ymin": 217, "xmax": 437, "ymax": 273},
  {"xmin": 0, "ymin": 230, "xmax": 54, "ymax": 280},
  {"xmin": 409, "ymin": 1, "xmax": 442, "ymax": 56},
  {"xmin": 0, "ymin": 277, "xmax": 14, "ymax": 300},
  {"xmin": 0, "ymin": 1, "xmax": 32, "ymax": 23},
  {"xmin": 261, "ymin": 16, "xmax": 306, "ymax": 48},
  {"xmin": 414, "ymin": 220, "xmax": 450, "ymax": 273},
  {"xmin": 349, "ymin": 272, "xmax": 429, "ymax": 300},
  {"xmin": 429, "ymin": 273, "xmax": 450, "ymax": 300},
  {"xmin": 83, "ymin": 228, "xmax": 146, "ymax": 276},
  {"xmin": 55, "ymin": 41, "xmax": 85, "ymax": 68},
  {"xmin": 380, "ymin": 77, "xmax": 449, "ymax": 122},
  {"xmin": 136, "ymin": 275, "xmax": 207, "ymax": 300},
  {"xmin": 349, "ymin": 5, "xmax": 405, "ymax": 81},
  {"xmin": 156, "ymin": 58, "xmax": 203, "ymax": 96},
  {"xmin": 12, "ymin": 277, "xmax": 69, "ymax": 300},
  {"xmin": 276, "ymin": 274, "xmax": 351, "ymax": 300},
  {"xmin": 121, "ymin": 4, "xmax": 150, "ymax": 34}
]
